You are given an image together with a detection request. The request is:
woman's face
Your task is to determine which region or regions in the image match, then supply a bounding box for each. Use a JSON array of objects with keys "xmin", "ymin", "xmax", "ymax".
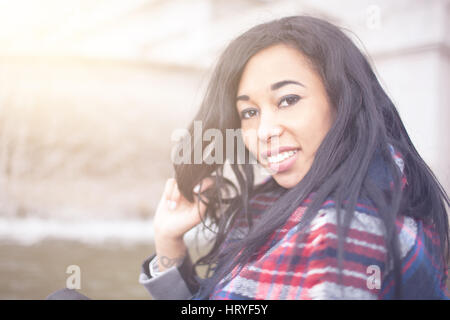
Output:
[{"xmin": 236, "ymin": 44, "xmax": 336, "ymax": 188}]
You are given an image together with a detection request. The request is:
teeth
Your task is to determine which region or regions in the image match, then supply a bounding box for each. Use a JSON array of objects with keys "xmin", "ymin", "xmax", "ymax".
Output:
[{"xmin": 267, "ymin": 150, "xmax": 297, "ymax": 163}]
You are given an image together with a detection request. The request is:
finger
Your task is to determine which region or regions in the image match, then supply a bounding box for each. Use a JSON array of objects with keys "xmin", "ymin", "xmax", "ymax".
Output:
[
  {"xmin": 192, "ymin": 177, "xmax": 214, "ymax": 211},
  {"xmin": 193, "ymin": 177, "xmax": 215, "ymax": 195},
  {"xmin": 170, "ymin": 181, "xmax": 181, "ymax": 210},
  {"xmin": 172, "ymin": 181, "xmax": 181, "ymax": 202},
  {"xmin": 163, "ymin": 178, "xmax": 175, "ymax": 201},
  {"xmin": 192, "ymin": 178, "xmax": 215, "ymax": 219},
  {"xmin": 191, "ymin": 193, "xmax": 209, "ymax": 223}
]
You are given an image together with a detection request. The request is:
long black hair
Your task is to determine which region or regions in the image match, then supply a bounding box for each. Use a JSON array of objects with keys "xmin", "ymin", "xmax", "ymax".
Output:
[{"xmin": 172, "ymin": 15, "xmax": 449, "ymax": 299}]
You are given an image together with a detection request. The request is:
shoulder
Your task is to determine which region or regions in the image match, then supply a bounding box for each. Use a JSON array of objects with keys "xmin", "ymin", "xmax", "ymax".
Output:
[
  {"xmin": 308, "ymin": 198, "xmax": 418, "ymax": 262},
  {"xmin": 254, "ymin": 199, "xmax": 386, "ymax": 299},
  {"xmin": 379, "ymin": 216, "xmax": 449, "ymax": 299},
  {"xmin": 301, "ymin": 198, "xmax": 448, "ymax": 299},
  {"xmin": 277, "ymin": 197, "xmax": 418, "ymax": 299}
]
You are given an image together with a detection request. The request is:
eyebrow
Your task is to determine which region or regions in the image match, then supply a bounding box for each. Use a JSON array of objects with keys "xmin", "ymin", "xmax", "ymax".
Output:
[{"xmin": 236, "ymin": 80, "xmax": 305, "ymax": 102}]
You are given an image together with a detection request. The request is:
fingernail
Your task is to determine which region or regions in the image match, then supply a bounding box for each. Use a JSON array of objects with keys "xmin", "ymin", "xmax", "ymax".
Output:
[
  {"xmin": 193, "ymin": 184, "xmax": 200, "ymax": 193},
  {"xmin": 168, "ymin": 200, "xmax": 177, "ymax": 210}
]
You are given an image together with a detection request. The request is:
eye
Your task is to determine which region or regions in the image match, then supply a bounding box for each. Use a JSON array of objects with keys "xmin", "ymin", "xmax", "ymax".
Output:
[
  {"xmin": 278, "ymin": 95, "xmax": 301, "ymax": 108},
  {"xmin": 240, "ymin": 108, "xmax": 258, "ymax": 120}
]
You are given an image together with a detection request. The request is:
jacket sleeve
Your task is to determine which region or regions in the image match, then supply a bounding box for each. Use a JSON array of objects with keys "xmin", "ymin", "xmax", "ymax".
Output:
[{"xmin": 139, "ymin": 253, "xmax": 200, "ymax": 300}]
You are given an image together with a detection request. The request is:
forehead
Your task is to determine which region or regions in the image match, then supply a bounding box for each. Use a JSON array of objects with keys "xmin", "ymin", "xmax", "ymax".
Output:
[{"xmin": 238, "ymin": 44, "xmax": 313, "ymax": 93}]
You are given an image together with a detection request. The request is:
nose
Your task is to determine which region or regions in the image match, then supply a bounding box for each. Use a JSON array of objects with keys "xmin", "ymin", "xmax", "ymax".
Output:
[{"xmin": 257, "ymin": 111, "xmax": 283, "ymax": 143}]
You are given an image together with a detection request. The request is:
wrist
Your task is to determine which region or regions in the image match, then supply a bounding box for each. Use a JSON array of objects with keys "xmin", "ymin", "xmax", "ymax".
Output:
[
  {"xmin": 149, "ymin": 254, "xmax": 184, "ymax": 277},
  {"xmin": 154, "ymin": 232, "xmax": 185, "ymax": 247},
  {"xmin": 154, "ymin": 225, "xmax": 185, "ymax": 243},
  {"xmin": 154, "ymin": 236, "xmax": 187, "ymax": 272}
]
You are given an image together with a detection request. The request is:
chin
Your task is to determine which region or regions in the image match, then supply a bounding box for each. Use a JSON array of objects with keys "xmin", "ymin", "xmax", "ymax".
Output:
[{"xmin": 272, "ymin": 173, "xmax": 302, "ymax": 189}]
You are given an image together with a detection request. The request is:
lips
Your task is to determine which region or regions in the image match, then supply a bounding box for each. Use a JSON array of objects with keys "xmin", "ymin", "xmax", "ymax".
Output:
[
  {"xmin": 260, "ymin": 146, "xmax": 300, "ymax": 174},
  {"xmin": 261, "ymin": 146, "xmax": 300, "ymax": 160}
]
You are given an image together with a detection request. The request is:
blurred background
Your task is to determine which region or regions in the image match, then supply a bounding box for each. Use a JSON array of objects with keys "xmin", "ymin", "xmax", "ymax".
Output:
[{"xmin": 0, "ymin": 0, "xmax": 448, "ymax": 299}]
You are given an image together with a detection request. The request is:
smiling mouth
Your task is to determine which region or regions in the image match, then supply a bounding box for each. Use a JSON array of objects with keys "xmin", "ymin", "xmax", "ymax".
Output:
[
  {"xmin": 261, "ymin": 148, "xmax": 300, "ymax": 174},
  {"xmin": 266, "ymin": 149, "xmax": 298, "ymax": 164}
]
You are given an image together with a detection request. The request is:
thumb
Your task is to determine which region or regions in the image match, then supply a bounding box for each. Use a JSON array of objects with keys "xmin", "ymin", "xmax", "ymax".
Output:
[
  {"xmin": 160, "ymin": 178, "xmax": 176, "ymax": 207},
  {"xmin": 159, "ymin": 178, "xmax": 176, "ymax": 209},
  {"xmin": 193, "ymin": 177, "xmax": 215, "ymax": 195},
  {"xmin": 191, "ymin": 177, "xmax": 215, "ymax": 218}
]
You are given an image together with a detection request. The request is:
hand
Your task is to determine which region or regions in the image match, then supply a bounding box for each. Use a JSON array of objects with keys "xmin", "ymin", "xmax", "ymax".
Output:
[
  {"xmin": 152, "ymin": 177, "xmax": 214, "ymax": 272},
  {"xmin": 153, "ymin": 177, "xmax": 214, "ymax": 242}
]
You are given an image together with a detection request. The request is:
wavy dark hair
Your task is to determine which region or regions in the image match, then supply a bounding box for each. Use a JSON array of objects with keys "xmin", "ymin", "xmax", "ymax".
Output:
[{"xmin": 172, "ymin": 15, "xmax": 449, "ymax": 299}]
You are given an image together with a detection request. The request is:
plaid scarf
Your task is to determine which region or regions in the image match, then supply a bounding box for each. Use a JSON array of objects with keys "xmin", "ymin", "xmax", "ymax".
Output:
[{"xmin": 207, "ymin": 146, "xmax": 449, "ymax": 299}]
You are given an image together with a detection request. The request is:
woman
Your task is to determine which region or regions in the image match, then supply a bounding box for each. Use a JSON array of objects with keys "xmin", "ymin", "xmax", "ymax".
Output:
[{"xmin": 140, "ymin": 15, "xmax": 449, "ymax": 300}]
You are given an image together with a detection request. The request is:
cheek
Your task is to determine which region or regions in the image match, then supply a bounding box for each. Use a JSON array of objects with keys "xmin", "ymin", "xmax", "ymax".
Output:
[
  {"xmin": 292, "ymin": 107, "xmax": 334, "ymax": 156},
  {"xmin": 312, "ymin": 119, "xmax": 333, "ymax": 152},
  {"xmin": 241, "ymin": 128, "xmax": 258, "ymax": 154}
]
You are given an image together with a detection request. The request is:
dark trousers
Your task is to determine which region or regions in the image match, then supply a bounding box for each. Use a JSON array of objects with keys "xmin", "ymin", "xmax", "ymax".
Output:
[{"xmin": 46, "ymin": 288, "xmax": 91, "ymax": 300}]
